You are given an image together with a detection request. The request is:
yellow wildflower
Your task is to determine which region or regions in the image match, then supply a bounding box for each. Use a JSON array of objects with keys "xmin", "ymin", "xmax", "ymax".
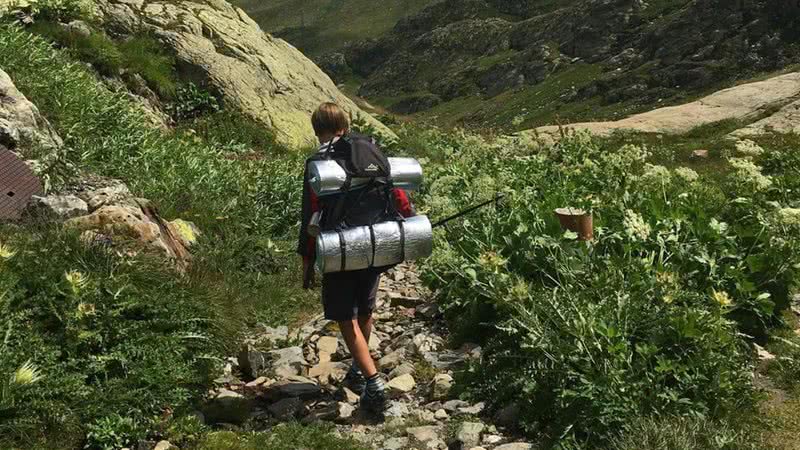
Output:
[
  {"xmin": 11, "ymin": 360, "xmax": 42, "ymax": 386},
  {"xmin": 77, "ymin": 303, "xmax": 96, "ymax": 317},
  {"xmin": 0, "ymin": 243, "xmax": 16, "ymax": 260},
  {"xmin": 65, "ymin": 271, "xmax": 88, "ymax": 296},
  {"xmin": 478, "ymin": 251, "xmax": 507, "ymax": 270},
  {"xmin": 712, "ymin": 290, "xmax": 732, "ymax": 307}
]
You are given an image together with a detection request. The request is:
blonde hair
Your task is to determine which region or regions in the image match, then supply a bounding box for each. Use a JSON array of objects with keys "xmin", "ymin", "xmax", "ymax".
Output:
[{"xmin": 311, "ymin": 102, "xmax": 349, "ymax": 136}]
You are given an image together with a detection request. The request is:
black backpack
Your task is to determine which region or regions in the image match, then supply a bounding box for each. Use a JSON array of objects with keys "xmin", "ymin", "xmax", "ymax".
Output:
[{"xmin": 318, "ymin": 133, "xmax": 400, "ymax": 231}]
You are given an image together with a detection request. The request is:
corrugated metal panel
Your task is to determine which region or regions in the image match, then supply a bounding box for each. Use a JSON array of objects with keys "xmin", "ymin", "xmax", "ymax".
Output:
[{"xmin": 0, "ymin": 147, "xmax": 43, "ymax": 220}]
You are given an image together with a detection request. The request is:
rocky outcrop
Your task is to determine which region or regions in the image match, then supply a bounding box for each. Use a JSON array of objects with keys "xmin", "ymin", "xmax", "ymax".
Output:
[
  {"xmin": 519, "ymin": 72, "xmax": 800, "ymax": 140},
  {"xmin": 0, "ymin": 68, "xmax": 62, "ymax": 157},
  {"xmin": 730, "ymin": 99, "xmax": 800, "ymax": 138},
  {"xmin": 23, "ymin": 176, "xmax": 200, "ymax": 268},
  {"xmin": 95, "ymin": 0, "xmax": 394, "ymax": 147}
]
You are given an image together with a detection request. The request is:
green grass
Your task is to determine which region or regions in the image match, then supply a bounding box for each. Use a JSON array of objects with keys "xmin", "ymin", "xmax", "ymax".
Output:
[
  {"xmin": 27, "ymin": 20, "xmax": 179, "ymax": 99},
  {"xmin": 118, "ymin": 35, "xmax": 179, "ymax": 98},
  {"xmin": 29, "ymin": 20, "xmax": 124, "ymax": 76},
  {"xmin": 177, "ymin": 110, "xmax": 284, "ymax": 157},
  {"xmin": 230, "ymin": 0, "xmax": 440, "ymax": 56}
]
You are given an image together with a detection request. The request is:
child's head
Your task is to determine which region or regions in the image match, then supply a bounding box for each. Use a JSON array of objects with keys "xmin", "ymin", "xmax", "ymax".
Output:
[{"xmin": 312, "ymin": 102, "xmax": 349, "ymax": 142}]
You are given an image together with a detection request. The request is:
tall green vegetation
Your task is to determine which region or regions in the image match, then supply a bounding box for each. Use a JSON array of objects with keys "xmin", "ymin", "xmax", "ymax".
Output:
[
  {"xmin": 411, "ymin": 128, "xmax": 799, "ymax": 447},
  {"xmin": 0, "ymin": 24, "xmax": 317, "ymax": 448},
  {"xmin": 0, "ymin": 229, "xmax": 219, "ymax": 448}
]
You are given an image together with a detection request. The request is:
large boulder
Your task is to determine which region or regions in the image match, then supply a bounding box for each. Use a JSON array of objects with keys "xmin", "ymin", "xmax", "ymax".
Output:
[{"xmin": 95, "ymin": 0, "xmax": 394, "ymax": 147}]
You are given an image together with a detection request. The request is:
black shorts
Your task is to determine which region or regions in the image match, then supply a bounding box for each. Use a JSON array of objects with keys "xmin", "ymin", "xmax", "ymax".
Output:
[{"xmin": 322, "ymin": 268, "xmax": 383, "ymax": 321}]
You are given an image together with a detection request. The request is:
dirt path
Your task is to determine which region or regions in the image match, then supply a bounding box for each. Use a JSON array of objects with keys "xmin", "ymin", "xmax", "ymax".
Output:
[
  {"xmin": 204, "ymin": 263, "xmax": 531, "ymax": 450},
  {"xmin": 520, "ymin": 72, "xmax": 800, "ymax": 140}
]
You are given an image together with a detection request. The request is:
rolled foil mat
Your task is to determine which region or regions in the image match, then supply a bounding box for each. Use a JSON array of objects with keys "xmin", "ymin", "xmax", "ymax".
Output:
[
  {"xmin": 372, "ymin": 220, "xmax": 404, "ymax": 267},
  {"xmin": 308, "ymin": 158, "xmax": 423, "ymax": 196},
  {"xmin": 316, "ymin": 215, "xmax": 433, "ymax": 273},
  {"xmin": 400, "ymin": 215, "xmax": 434, "ymax": 261}
]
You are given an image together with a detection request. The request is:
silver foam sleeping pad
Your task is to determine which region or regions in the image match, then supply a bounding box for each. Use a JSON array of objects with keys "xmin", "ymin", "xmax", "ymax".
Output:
[
  {"xmin": 308, "ymin": 158, "xmax": 423, "ymax": 196},
  {"xmin": 316, "ymin": 215, "xmax": 433, "ymax": 273}
]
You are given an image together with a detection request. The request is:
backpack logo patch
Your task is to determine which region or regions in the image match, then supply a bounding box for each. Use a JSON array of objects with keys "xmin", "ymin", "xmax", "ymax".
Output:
[{"xmin": 365, "ymin": 164, "xmax": 380, "ymax": 172}]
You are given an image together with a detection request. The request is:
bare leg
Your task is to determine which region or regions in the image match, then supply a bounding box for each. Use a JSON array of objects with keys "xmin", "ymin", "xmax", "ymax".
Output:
[
  {"xmin": 358, "ymin": 314, "xmax": 373, "ymax": 344},
  {"xmin": 339, "ymin": 319, "xmax": 377, "ymax": 377}
]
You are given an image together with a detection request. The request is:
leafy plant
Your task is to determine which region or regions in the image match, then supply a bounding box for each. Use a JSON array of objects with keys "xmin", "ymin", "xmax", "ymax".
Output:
[
  {"xmin": 85, "ymin": 415, "xmax": 140, "ymax": 450},
  {"xmin": 170, "ymin": 82, "xmax": 220, "ymax": 121}
]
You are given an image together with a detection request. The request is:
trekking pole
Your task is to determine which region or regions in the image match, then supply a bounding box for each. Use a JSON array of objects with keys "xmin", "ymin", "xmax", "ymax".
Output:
[{"xmin": 432, "ymin": 193, "xmax": 506, "ymax": 229}]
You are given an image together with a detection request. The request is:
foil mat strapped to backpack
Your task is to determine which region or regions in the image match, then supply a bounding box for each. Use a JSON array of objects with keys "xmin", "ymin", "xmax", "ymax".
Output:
[
  {"xmin": 309, "ymin": 157, "xmax": 423, "ymax": 196},
  {"xmin": 316, "ymin": 215, "xmax": 433, "ymax": 273}
]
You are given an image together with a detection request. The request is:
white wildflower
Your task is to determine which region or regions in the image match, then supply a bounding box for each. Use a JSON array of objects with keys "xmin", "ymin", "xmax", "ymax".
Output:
[
  {"xmin": 709, "ymin": 218, "xmax": 729, "ymax": 235},
  {"xmin": 776, "ymin": 208, "xmax": 800, "ymax": 227},
  {"xmin": 623, "ymin": 209, "xmax": 651, "ymax": 242},
  {"xmin": 640, "ymin": 164, "xmax": 672, "ymax": 187},
  {"xmin": 673, "ymin": 167, "xmax": 699, "ymax": 183},
  {"xmin": 728, "ymin": 158, "xmax": 773, "ymax": 192},
  {"xmin": 602, "ymin": 144, "xmax": 650, "ymax": 171},
  {"xmin": 735, "ymin": 139, "xmax": 764, "ymax": 158}
]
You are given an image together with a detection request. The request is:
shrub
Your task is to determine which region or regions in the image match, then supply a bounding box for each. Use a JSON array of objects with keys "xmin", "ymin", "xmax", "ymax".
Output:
[
  {"xmin": 23, "ymin": 0, "xmax": 90, "ymax": 22},
  {"xmin": 170, "ymin": 82, "xmax": 220, "ymax": 121}
]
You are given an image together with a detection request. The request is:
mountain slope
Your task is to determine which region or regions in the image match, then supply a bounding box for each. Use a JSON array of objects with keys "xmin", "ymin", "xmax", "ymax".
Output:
[
  {"xmin": 230, "ymin": 0, "xmax": 440, "ymax": 56},
  {"xmin": 299, "ymin": 0, "xmax": 800, "ymax": 131}
]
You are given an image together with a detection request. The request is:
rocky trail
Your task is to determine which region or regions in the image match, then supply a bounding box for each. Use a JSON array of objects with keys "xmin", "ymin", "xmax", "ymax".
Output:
[{"xmin": 203, "ymin": 263, "xmax": 532, "ymax": 450}]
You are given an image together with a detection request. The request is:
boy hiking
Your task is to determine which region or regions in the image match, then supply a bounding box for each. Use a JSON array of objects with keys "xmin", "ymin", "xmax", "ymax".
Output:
[{"xmin": 298, "ymin": 103, "xmax": 415, "ymax": 414}]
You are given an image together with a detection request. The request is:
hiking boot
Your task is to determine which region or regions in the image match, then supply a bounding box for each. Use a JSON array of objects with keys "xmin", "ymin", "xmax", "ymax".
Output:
[
  {"xmin": 343, "ymin": 369, "xmax": 367, "ymax": 394},
  {"xmin": 359, "ymin": 387, "xmax": 387, "ymax": 415}
]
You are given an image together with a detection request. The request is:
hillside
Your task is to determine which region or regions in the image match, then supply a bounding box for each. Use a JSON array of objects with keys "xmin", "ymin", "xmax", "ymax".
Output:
[
  {"xmin": 2, "ymin": 1, "xmax": 800, "ymax": 450},
  {"xmin": 229, "ymin": 0, "xmax": 440, "ymax": 56},
  {"xmin": 241, "ymin": 0, "xmax": 800, "ymax": 131}
]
